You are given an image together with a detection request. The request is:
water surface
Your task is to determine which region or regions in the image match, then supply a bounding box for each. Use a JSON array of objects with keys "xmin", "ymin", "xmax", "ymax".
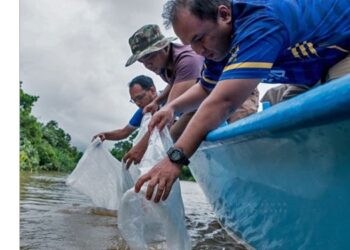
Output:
[{"xmin": 20, "ymin": 172, "xmax": 246, "ymax": 249}]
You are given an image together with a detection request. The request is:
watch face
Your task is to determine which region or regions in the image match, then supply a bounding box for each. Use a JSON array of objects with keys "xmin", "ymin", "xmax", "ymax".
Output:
[{"xmin": 171, "ymin": 149, "xmax": 182, "ymax": 161}]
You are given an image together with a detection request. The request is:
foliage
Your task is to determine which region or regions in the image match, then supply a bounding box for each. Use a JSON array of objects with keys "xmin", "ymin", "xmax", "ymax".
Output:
[
  {"xmin": 179, "ymin": 165, "xmax": 195, "ymax": 181},
  {"xmin": 110, "ymin": 130, "xmax": 138, "ymax": 161},
  {"xmin": 20, "ymin": 82, "xmax": 82, "ymax": 172}
]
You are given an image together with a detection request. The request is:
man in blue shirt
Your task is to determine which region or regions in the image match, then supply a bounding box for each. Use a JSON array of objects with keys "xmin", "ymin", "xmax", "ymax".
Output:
[
  {"xmin": 134, "ymin": 0, "xmax": 350, "ymax": 202},
  {"xmin": 92, "ymin": 75, "xmax": 157, "ymax": 166}
]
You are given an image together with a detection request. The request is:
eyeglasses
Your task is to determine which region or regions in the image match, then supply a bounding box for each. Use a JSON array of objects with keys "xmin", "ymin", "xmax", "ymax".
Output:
[{"xmin": 130, "ymin": 90, "xmax": 147, "ymax": 104}]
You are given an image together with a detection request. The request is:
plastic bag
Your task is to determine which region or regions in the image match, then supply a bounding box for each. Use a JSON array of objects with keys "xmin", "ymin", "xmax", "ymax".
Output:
[
  {"xmin": 66, "ymin": 138, "xmax": 134, "ymax": 210},
  {"xmin": 125, "ymin": 112, "xmax": 153, "ymax": 183},
  {"xmin": 118, "ymin": 115, "xmax": 191, "ymax": 250}
]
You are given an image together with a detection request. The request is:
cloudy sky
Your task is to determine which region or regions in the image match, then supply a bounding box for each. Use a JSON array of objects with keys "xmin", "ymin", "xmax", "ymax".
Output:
[{"xmin": 20, "ymin": 0, "xmax": 274, "ymax": 151}]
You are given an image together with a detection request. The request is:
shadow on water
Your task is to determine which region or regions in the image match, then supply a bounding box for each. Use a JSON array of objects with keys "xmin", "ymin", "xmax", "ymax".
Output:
[{"xmin": 20, "ymin": 172, "xmax": 247, "ymax": 250}]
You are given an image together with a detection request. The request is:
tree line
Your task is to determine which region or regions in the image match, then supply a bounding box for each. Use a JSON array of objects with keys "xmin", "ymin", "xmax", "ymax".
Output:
[{"xmin": 20, "ymin": 82, "xmax": 82, "ymax": 172}]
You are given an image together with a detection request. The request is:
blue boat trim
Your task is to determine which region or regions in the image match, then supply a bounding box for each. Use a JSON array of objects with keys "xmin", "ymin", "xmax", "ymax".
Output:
[
  {"xmin": 190, "ymin": 74, "xmax": 350, "ymax": 249},
  {"xmin": 206, "ymin": 74, "xmax": 350, "ymax": 142}
]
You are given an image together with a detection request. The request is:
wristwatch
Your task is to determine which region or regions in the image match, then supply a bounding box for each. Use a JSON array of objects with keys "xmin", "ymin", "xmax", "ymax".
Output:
[{"xmin": 167, "ymin": 146, "xmax": 190, "ymax": 166}]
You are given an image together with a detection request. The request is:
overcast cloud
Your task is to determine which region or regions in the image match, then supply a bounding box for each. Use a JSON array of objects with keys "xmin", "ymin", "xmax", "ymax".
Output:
[{"xmin": 20, "ymin": 0, "xmax": 274, "ymax": 150}]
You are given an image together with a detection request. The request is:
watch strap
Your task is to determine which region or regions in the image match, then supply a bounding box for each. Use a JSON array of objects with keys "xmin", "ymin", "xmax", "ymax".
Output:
[{"xmin": 167, "ymin": 146, "xmax": 190, "ymax": 165}]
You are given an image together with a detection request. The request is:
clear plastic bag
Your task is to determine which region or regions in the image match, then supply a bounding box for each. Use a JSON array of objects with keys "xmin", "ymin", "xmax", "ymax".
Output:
[
  {"xmin": 65, "ymin": 113, "xmax": 152, "ymax": 210},
  {"xmin": 66, "ymin": 138, "xmax": 134, "ymax": 210},
  {"xmin": 118, "ymin": 115, "xmax": 191, "ymax": 250},
  {"xmin": 66, "ymin": 113, "xmax": 191, "ymax": 249}
]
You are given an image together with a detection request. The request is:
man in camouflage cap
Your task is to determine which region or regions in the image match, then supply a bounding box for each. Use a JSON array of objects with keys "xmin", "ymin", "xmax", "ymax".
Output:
[
  {"xmin": 123, "ymin": 24, "xmax": 259, "ymax": 167},
  {"xmin": 125, "ymin": 24, "xmax": 177, "ymax": 67},
  {"xmin": 125, "ymin": 24, "xmax": 204, "ymax": 137},
  {"xmin": 123, "ymin": 24, "xmax": 204, "ymax": 166}
]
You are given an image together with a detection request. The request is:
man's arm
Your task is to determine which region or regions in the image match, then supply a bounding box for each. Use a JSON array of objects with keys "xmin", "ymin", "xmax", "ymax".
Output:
[
  {"xmin": 92, "ymin": 125, "xmax": 135, "ymax": 142},
  {"xmin": 148, "ymin": 83, "xmax": 209, "ymax": 132},
  {"xmin": 154, "ymin": 84, "xmax": 171, "ymax": 106},
  {"xmin": 175, "ymin": 79, "xmax": 260, "ymax": 157},
  {"xmin": 136, "ymin": 78, "xmax": 260, "ymax": 202},
  {"xmin": 144, "ymin": 85, "xmax": 172, "ymax": 114},
  {"xmin": 167, "ymin": 79, "xmax": 197, "ymax": 103},
  {"xmin": 123, "ymin": 131, "xmax": 150, "ymax": 168}
]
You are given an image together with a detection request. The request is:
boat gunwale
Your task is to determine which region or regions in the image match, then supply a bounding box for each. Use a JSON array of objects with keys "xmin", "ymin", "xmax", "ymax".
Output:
[{"xmin": 205, "ymin": 74, "xmax": 350, "ymax": 143}]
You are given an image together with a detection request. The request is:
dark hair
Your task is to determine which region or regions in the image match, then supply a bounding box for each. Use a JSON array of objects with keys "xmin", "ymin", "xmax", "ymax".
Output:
[
  {"xmin": 128, "ymin": 75, "xmax": 155, "ymax": 90},
  {"xmin": 162, "ymin": 0, "xmax": 230, "ymax": 28}
]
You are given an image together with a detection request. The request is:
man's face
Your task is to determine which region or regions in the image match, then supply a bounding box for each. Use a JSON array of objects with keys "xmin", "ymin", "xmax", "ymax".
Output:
[
  {"xmin": 129, "ymin": 84, "xmax": 155, "ymax": 109},
  {"xmin": 173, "ymin": 6, "xmax": 232, "ymax": 62},
  {"xmin": 138, "ymin": 48, "xmax": 168, "ymax": 75}
]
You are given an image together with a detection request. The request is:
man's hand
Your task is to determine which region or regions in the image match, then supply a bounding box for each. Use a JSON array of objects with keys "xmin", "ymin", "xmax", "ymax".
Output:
[
  {"xmin": 134, "ymin": 157, "xmax": 181, "ymax": 202},
  {"xmin": 148, "ymin": 106, "xmax": 175, "ymax": 132},
  {"xmin": 91, "ymin": 133, "xmax": 106, "ymax": 142},
  {"xmin": 143, "ymin": 100, "xmax": 159, "ymax": 114},
  {"xmin": 123, "ymin": 141, "xmax": 148, "ymax": 168}
]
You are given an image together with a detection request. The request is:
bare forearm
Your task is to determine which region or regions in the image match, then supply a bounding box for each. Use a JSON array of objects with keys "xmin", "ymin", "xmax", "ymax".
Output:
[
  {"xmin": 168, "ymin": 84, "xmax": 208, "ymax": 114},
  {"xmin": 167, "ymin": 79, "xmax": 197, "ymax": 103},
  {"xmin": 175, "ymin": 79, "xmax": 260, "ymax": 158},
  {"xmin": 104, "ymin": 130, "xmax": 126, "ymax": 140},
  {"xmin": 175, "ymin": 96, "xmax": 231, "ymax": 157},
  {"xmin": 155, "ymin": 85, "xmax": 171, "ymax": 105},
  {"xmin": 104, "ymin": 126, "xmax": 134, "ymax": 141},
  {"xmin": 137, "ymin": 130, "xmax": 151, "ymax": 149}
]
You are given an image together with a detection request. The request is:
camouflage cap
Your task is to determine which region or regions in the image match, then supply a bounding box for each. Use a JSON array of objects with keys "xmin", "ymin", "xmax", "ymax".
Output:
[{"xmin": 125, "ymin": 24, "xmax": 177, "ymax": 67}]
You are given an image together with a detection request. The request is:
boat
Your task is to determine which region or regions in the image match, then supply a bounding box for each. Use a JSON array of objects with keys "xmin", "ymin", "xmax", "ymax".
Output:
[{"xmin": 190, "ymin": 74, "xmax": 350, "ymax": 249}]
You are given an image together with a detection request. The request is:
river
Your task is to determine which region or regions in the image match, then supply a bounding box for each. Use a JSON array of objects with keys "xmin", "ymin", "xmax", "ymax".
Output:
[{"xmin": 20, "ymin": 172, "xmax": 247, "ymax": 250}]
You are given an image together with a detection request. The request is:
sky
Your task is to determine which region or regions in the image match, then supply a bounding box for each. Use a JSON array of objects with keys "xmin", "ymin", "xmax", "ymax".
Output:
[{"xmin": 19, "ymin": 0, "xmax": 274, "ymax": 151}]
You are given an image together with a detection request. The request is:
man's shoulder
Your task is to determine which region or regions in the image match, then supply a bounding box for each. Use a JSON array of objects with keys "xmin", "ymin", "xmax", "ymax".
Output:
[{"xmin": 171, "ymin": 43, "xmax": 203, "ymax": 62}]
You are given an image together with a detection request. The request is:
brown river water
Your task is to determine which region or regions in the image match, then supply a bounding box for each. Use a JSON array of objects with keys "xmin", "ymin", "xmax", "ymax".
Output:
[{"xmin": 20, "ymin": 172, "xmax": 247, "ymax": 250}]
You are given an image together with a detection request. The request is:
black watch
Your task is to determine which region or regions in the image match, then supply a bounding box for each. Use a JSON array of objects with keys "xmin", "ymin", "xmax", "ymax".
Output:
[{"xmin": 167, "ymin": 146, "xmax": 190, "ymax": 166}]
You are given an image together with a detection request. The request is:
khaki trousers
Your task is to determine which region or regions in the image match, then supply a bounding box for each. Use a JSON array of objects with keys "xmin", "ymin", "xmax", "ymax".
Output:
[{"xmin": 227, "ymin": 88, "xmax": 260, "ymax": 123}]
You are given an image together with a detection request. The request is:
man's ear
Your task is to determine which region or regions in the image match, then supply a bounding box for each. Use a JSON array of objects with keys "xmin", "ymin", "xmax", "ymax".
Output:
[{"xmin": 217, "ymin": 5, "xmax": 231, "ymax": 23}]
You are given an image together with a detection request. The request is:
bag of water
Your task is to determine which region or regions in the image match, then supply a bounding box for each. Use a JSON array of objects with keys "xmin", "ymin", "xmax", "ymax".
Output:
[
  {"xmin": 65, "ymin": 112, "xmax": 153, "ymax": 210},
  {"xmin": 118, "ymin": 115, "xmax": 191, "ymax": 250},
  {"xmin": 66, "ymin": 113, "xmax": 191, "ymax": 249},
  {"xmin": 65, "ymin": 137, "xmax": 134, "ymax": 210}
]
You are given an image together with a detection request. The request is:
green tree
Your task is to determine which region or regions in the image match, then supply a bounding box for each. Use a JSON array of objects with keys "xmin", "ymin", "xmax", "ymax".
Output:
[
  {"xmin": 110, "ymin": 130, "xmax": 138, "ymax": 161},
  {"xmin": 20, "ymin": 82, "xmax": 82, "ymax": 172}
]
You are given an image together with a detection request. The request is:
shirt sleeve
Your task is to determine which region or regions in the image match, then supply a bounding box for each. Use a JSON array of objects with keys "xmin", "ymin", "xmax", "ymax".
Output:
[
  {"xmin": 200, "ymin": 59, "xmax": 226, "ymax": 92},
  {"xmin": 173, "ymin": 52, "xmax": 204, "ymax": 84},
  {"xmin": 220, "ymin": 14, "xmax": 288, "ymax": 81},
  {"xmin": 128, "ymin": 108, "xmax": 143, "ymax": 128},
  {"xmin": 201, "ymin": 12, "xmax": 288, "ymax": 91}
]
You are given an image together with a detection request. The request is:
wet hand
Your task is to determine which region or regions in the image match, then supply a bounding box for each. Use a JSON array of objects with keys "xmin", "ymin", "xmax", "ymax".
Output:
[
  {"xmin": 148, "ymin": 106, "xmax": 175, "ymax": 133},
  {"xmin": 91, "ymin": 133, "xmax": 106, "ymax": 142},
  {"xmin": 123, "ymin": 144, "xmax": 147, "ymax": 169},
  {"xmin": 134, "ymin": 157, "xmax": 181, "ymax": 202},
  {"xmin": 143, "ymin": 101, "xmax": 158, "ymax": 114}
]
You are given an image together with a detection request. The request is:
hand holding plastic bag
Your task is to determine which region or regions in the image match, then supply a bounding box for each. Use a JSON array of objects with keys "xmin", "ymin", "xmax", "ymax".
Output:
[
  {"xmin": 66, "ymin": 138, "xmax": 133, "ymax": 210},
  {"xmin": 66, "ymin": 113, "xmax": 191, "ymax": 249},
  {"xmin": 118, "ymin": 119, "xmax": 191, "ymax": 250}
]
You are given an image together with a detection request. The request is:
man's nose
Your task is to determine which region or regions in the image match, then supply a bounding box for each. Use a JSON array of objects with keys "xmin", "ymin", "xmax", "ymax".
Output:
[{"xmin": 191, "ymin": 42, "xmax": 205, "ymax": 56}]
